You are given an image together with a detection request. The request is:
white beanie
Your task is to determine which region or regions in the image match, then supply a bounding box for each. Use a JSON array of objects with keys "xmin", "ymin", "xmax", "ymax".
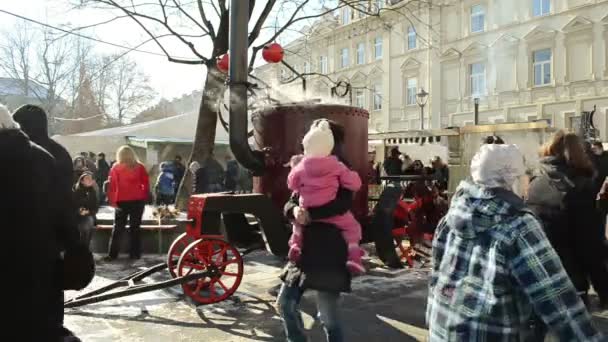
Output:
[
  {"xmin": 189, "ymin": 161, "xmax": 201, "ymax": 173},
  {"xmin": 0, "ymin": 103, "xmax": 19, "ymax": 129},
  {"xmin": 302, "ymin": 119, "xmax": 335, "ymax": 158},
  {"xmin": 470, "ymin": 144, "xmax": 525, "ymax": 189}
]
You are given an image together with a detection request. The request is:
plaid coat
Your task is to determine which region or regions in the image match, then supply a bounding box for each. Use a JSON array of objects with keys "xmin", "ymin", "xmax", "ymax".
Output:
[{"xmin": 427, "ymin": 180, "xmax": 603, "ymax": 341}]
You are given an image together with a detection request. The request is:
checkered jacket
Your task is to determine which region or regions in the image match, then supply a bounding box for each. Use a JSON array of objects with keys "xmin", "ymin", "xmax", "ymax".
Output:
[{"xmin": 426, "ymin": 181, "xmax": 603, "ymax": 342}]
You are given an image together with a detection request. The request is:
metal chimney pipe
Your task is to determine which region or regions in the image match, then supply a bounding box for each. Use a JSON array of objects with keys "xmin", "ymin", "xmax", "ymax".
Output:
[{"xmin": 229, "ymin": 0, "xmax": 265, "ymax": 175}]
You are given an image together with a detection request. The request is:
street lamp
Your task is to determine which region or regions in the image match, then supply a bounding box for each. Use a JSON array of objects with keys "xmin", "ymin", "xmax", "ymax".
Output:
[
  {"xmin": 474, "ymin": 97, "xmax": 480, "ymax": 125},
  {"xmin": 416, "ymin": 88, "xmax": 429, "ymax": 130}
]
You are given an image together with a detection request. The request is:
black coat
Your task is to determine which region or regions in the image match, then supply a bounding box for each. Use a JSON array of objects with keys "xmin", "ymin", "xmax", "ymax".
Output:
[
  {"xmin": 281, "ymin": 188, "xmax": 353, "ymax": 293},
  {"xmin": 13, "ymin": 105, "xmax": 80, "ymax": 250},
  {"xmin": 193, "ymin": 166, "xmax": 208, "ymax": 194},
  {"xmin": 13, "ymin": 105, "xmax": 91, "ymax": 335},
  {"xmin": 174, "ymin": 162, "xmax": 185, "ymax": 186},
  {"xmin": 96, "ymin": 159, "xmax": 111, "ymax": 185},
  {"xmin": 527, "ymin": 156, "xmax": 608, "ymax": 295},
  {"xmin": 591, "ymin": 152, "xmax": 608, "ymax": 195},
  {"xmin": 193, "ymin": 158, "xmax": 225, "ymax": 193},
  {"xmin": 73, "ymin": 184, "xmax": 99, "ymax": 221},
  {"xmin": 384, "ymin": 157, "xmax": 403, "ymax": 176},
  {"xmin": 0, "ymin": 129, "xmax": 60, "ymax": 341}
]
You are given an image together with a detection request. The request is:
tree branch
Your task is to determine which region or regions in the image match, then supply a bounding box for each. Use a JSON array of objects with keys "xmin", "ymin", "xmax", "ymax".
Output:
[
  {"xmin": 91, "ymin": 0, "xmax": 208, "ymax": 63},
  {"xmin": 248, "ymin": 0, "xmax": 276, "ymax": 46},
  {"xmin": 171, "ymin": 0, "xmax": 210, "ymax": 35},
  {"xmin": 248, "ymin": 0, "xmax": 315, "ymax": 71},
  {"xmin": 196, "ymin": 0, "xmax": 216, "ymax": 39},
  {"xmin": 218, "ymin": 0, "xmax": 226, "ymax": 13}
]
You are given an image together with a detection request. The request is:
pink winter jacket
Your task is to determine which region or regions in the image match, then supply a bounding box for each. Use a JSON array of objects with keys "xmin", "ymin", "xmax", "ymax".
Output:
[{"xmin": 287, "ymin": 156, "xmax": 361, "ymax": 208}]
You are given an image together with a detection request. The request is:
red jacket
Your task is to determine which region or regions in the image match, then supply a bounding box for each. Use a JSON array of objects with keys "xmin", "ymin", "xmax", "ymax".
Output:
[{"xmin": 107, "ymin": 163, "xmax": 150, "ymax": 205}]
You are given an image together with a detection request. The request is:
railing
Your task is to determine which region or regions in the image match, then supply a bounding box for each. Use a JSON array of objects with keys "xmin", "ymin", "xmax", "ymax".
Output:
[{"xmin": 368, "ymin": 175, "xmax": 448, "ymax": 212}]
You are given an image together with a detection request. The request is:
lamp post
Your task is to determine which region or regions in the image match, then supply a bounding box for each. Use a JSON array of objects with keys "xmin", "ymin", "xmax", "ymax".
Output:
[
  {"xmin": 474, "ymin": 97, "xmax": 480, "ymax": 125},
  {"xmin": 416, "ymin": 88, "xmax": 429, "ymax": 130}
]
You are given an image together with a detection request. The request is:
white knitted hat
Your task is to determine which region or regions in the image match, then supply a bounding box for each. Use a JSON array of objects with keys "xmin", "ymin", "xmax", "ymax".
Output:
[
  {"xmin": 189, "ymin": 161, "xmax": 201, "ymax": 173},
  {"xmin": 470, "ymin": 144, "xmax": 525, "ymax": 189},
  {"xmin": 302, "ymin": 119, "xmax": 335, "ymax": 158},
  {"xmin": 0, "ymin": 103, "xmax": 18, "ymax": 129}
]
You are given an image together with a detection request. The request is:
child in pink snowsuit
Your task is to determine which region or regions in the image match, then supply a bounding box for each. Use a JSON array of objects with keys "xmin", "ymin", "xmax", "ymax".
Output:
[{"xmin": 287, "ymin": 119, "xmax": 365, "ymax": 274}]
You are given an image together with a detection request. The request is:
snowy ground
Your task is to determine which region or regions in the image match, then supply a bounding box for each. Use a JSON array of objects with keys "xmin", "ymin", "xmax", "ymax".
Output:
[
  {"xmin": 64, "ymin": 249, "xmax": 431, "ymax": 342},
  {"xmin": 64, "ymin": 250, "xmax": 608, "ymax": 342}
]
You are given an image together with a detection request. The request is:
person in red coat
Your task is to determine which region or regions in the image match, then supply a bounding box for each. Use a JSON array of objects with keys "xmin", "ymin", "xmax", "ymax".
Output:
[{"xmin": 106, "ymin": 145, "xmax": 150, "ymax": 260}]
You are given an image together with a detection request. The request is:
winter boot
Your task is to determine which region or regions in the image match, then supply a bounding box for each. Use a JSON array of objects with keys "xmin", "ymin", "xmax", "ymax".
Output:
[{"xmin": 346, "ymin": 244, "xmax": 365, "ymax": 275}]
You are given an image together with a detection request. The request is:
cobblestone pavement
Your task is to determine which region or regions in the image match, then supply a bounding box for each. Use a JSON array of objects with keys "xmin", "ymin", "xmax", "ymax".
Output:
[{"xmin": 65, "ymin": 251, "xmax": 608, "ymax": 342}]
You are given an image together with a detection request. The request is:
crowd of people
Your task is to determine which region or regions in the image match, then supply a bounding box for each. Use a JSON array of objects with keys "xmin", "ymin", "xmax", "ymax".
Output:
[
  {"xmin": 0, "ymin": 100, "xmax": 257, "ymax": 341},
  {"xmin": 426, "ymin": 133, "xmax": 608, "ymax": 341},
  {"xmin": 5, "ymin": 97, "xmax": 608, "ymax": 341},
  {"xmin": 376, "ymin": 146, "xmax": 450, "ymax": 191},
  {"xmin": 278, "ymin": 125, "xmax": 608, "ymax": 341},
  {"xmin": 70, "ymin": 148, "xmax": 255, "ymax": 208},
  {"xmin": 189, "ymin": 154, "xmax": 253, "ymax": 195}
]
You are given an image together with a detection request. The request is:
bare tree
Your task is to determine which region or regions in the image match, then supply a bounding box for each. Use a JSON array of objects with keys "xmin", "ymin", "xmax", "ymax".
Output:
[
  {"xmin": 76, "ymin": 0, "xmax": 430, "ymax": 207},
  {"xmin": 108, "ymin": 56, "xmax": 156, "ymax": 124},
  {"xmin": 36, "ymin": 28, "xmax": 84, "ymax": 120},
  {"xmin": 0, "ymin": 20, "xmax": 87, "ymax": 133},
  {"xmin": 0, "ymin": 20, "xmax": 34, "ymax": 97},
  {"xmin": 89, "ymin": 55, "xmax": 115, "ymax": 114}
]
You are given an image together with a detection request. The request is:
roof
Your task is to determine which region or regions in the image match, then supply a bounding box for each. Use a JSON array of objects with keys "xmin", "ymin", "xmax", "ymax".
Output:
[
  {"xmin": 54, "ymin": 110, "xmax": 241, "ymax": 145},
  {"xmin": 0, "ymin": 77, "xmax": 48, "ymax": 98}
]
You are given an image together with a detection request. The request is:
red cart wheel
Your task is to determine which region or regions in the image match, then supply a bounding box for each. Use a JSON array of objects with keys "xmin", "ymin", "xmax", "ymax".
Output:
[
  {"xmin": 177, "ymin": 238, "xmax": 244, "ymax": 304},
  {"xmin": 166, "ymin": 233, "xmax": 194, "ymax": 278}
]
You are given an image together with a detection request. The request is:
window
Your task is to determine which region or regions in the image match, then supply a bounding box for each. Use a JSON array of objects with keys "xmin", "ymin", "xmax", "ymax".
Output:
[
  {"xmin": 470, "ymin": 5, "xmax": 485, "ymax": 33},
  {"xmin": 569, "ymin": 115, "xmax": 582, "ymax": 132},
  {"xmin": 340, "ymin": 48, "xmax": 349, "ymax": 68},
  {"xmin": 357, "ymin": 43, "xmax": 365, "ymax": 65},
  {"xmin": 374, "ymin": 37, "xmax": 383, "ymax": 60},
  {"xmin": 280, "ymin": 69, "xmax": 288, "ymax": 81},
  {"xmin": 470, "ymin": 62, "xmax": 486, "ymax": 96},
  {"xmin": 533, "ymin": 49, "xmax": 552, "ymax": 86},
  {"xmin": 406, "ymin": 78, "xmax": 417, "ymax": 105},
  {"xmin": 304, "ymin": 61, "xmax": 311, "ymax": 74},
  {"xmin": 407, "ymin": 26, "xmax": 417, "ymax": 50},
  {"xmin": 373, "ymin": 84, "xmax": 382, "ymax": 110},
  {"xmin": 341, "ymin": 7, "xmax": 351, "ymax": 25},
  {"xmin": 533, "ymin": 0, "xmax": 550, "ymax": 17},
  {"xmin": 355, "ymin": 90, "xmax": 365, "ymax": 108},
  {"xmin": 319, "ymin": 56, "xmax": 328, "ymax": 74}
]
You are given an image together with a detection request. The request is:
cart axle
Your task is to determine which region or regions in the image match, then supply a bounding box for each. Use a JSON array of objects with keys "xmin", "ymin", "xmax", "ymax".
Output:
[{"xmin": 64, "ymin": 263, "xmax": 217, "ymax": 308}]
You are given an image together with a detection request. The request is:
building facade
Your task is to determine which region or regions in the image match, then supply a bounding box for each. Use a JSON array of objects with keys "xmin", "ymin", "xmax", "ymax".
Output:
[{"xmin": 254, "ymin": 0, "xmax": 608, "ymax": 139}]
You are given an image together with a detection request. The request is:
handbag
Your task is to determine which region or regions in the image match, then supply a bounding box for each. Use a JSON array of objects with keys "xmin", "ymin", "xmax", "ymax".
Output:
[{"xmin": 62, "ymin": 242, "xmax": 95, "ymax": 290}]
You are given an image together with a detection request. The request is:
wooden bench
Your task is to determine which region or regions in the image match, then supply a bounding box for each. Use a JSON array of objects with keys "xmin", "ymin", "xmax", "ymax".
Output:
[{"xmin": 96, "ymin": 224, "xmax": 177, "ymax": 253}]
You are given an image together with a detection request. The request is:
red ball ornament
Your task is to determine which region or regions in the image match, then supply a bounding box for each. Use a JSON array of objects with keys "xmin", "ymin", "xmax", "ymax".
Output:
[
  {"xmin": 216, "ymin": 53, "xmax": 229, "ymax": 73},
  {"xmin": 262, "ymin": 43, "xmax": 284, "ymax": 63}
]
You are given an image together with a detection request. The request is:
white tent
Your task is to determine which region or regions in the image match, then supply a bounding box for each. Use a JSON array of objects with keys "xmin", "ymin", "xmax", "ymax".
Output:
[{"xmin": 53, "ymin": 111, "xmax": 231, "ymax": 161}]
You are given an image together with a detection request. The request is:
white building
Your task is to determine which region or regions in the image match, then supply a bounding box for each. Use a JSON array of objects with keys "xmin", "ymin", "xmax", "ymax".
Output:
[{"xmin": 254, "ymin": 0, "xmax": 608, "ymax": 140}]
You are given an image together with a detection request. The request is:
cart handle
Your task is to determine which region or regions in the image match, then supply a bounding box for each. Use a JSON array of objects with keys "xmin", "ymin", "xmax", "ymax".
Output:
[{"xmin": 177, "ymin": 218, "xmax": 196, "ymax": 225}]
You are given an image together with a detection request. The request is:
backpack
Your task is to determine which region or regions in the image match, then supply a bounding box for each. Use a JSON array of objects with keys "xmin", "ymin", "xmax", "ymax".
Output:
[
  {"xmin": 157, "ymin": 172, "xmax": 175, "ymax": 195},
  {"xmin": 527, "ymin": 169, "xmax": 574, "ymax": 240}
]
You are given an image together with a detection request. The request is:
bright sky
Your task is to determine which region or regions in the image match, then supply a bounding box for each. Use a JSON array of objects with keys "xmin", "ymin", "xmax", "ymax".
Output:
[
  {"xmin": 0, "ymin": 0, "xmax": 328, "ymax": 101},
  {"xmin": 0, "ymin": 0, "xmax": 207, "ymax": 99}
]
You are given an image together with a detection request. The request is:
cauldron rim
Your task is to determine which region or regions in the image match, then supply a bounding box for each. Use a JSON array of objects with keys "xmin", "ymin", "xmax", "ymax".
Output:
[{"xmin": 251, "ymin": 103, "xmax": 370, "ymax": 120}]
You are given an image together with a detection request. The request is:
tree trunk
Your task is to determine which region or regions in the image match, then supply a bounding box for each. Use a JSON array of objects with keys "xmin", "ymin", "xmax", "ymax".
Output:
[{"xmin": 175, "ymin": 66, "xmax": 224, "ymax": 210}]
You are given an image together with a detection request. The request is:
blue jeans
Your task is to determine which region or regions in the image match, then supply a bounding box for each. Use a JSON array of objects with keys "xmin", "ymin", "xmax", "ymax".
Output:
[{"xmin": 276, "ymin": 283, "xmax": 343, "ymax": 342}]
